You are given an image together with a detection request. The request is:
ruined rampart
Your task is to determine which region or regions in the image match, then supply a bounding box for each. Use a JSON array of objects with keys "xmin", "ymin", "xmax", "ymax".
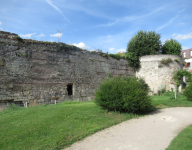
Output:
[
  {"xmin": 0, "ymin": 31, "xmax": 134, "ymax": 107},
  {"xmin": 136, "ymin": 55, "xmax": 183, "ymax": 94}
]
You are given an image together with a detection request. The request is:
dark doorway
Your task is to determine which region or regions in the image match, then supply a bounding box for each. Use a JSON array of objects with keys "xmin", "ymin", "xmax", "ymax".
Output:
[{"xmin": 67, "ymin": 84, "xmax": 73, "ymax": 96}]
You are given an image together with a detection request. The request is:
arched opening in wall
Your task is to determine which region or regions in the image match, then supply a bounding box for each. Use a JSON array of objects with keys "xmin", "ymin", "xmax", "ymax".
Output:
[{"xmin": 67, "ymin": 84, "xmax": 73, "ymax": 96}]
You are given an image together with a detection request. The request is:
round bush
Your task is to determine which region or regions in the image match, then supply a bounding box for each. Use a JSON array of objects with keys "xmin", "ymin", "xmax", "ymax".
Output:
[
  {"xmin": 94, "ymin": 76, "xmax": 152, "ymax": 113},
  {"xmin": 183, "ymin": 82, "xmax": 192, "ymax": 101}
]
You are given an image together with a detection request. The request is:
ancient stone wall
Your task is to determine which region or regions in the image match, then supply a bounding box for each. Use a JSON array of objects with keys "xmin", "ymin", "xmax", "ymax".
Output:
[
  {"xmin": 0, "ymin": 31, "xmax": 134, "ymax": 107},
  {"xmin": 0, "ymin": 31, "xmax": 183, "ymax": 107},
  {"xmin": 136, "ymin": 55, "xmax": 183, "ymax": 94}
]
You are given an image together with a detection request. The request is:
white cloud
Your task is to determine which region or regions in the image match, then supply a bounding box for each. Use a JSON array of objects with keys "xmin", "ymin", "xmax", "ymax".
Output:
[
  {"xmin": 180, "ymin": 23, "xmax": 185, "ymax": 25},
  {"xmin": 108, "ymin": 47, "xmax": 115, "ymax": 53},
  {"xmin": 72, "ymin": 42, "xmax": 90, "ymax": 49},
  {"xmin": 179, "ymin": 8, "xmax": 187, "ymax": 13},
  {"xmin": 50, "ymin": 33, "xmax": 63, "ymax": 38},
  {"xmin": 0, "ymin": 21, "xmax": 2, "ymax": 25},
  {"xmin": 36, "ymin": 33, "xmax": 46, "ymax": 38},
  {"xmin": 45, "ymin": 0, "xmax": 70, "ymax": 22},
  {"xmin": 117, "ymin": 48, "xmax": 126, "ymax": 53},
  {"xmin": 0, "ymin": 27, "xmax": 2, "ymax": 30},
  {"xmin": 162, "ymin": 39, "xmax": 169, "ymax": 44},
  {"xmin": 19, "ymin": 33, "xmax": 36, "ymax": 39},
  {"xmin": 182, "ymin": 46, "xmax": 190, "ymax": 50},
  {"xmin": 157, "ymin": 15, "xmax": 178, "ymax": 31},
  {"xmin": 96, "ymin": 6, "xmax": 166, "ymax": 27},
  {"xmin": 173, "ymin": 32, "xmax": 192, "ymax": 40}
]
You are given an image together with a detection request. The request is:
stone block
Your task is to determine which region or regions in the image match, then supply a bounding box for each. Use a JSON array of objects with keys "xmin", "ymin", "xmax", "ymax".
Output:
[
  {"xmin": 82, "ymin": 97, "xmax": 89, "ymax": 101},
  {"xmin": 55, "ymin": 93, "xmax": 63, "ymax": 97},
  {"xmin": 74, "ymin": 97, "xmax": 82, "ymax": 102},
  {"xmin": 38, "ymin": 99, "xmax": 44, "ymax": 103},
  {"xmin": 80, "ymin": 90, "xmax": 87, "ymax": 96},
  {"xmin": 58, "ymin": 96, "xmax": 65, "ymax": 101},
  {"xmin": 8, "ymin": 83, "xmax": 14, "ymax": 89},
  {"xmin": 23, "ymin": 85, "xmax": 32, "ymax": 91}
]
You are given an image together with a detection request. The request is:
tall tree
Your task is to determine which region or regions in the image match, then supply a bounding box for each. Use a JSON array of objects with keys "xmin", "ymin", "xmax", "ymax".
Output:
[
  {"xmin": 126, "ymin": 30, "xmax": 162, "ymax": 68},
  {"xmin": 162, "ymin": 38, "xmax": 182, "ymax": 55}
]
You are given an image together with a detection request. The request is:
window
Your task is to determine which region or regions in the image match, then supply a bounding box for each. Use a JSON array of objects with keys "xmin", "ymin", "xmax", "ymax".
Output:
[
  {"xmin": 67, "ymin": 84, "xmax": 73, "ymax": 96},
  {"xmin": 191, "ymin": 50, "xmax": 192, "ymax": 56},
  {"xmin": 183, "ymin": 52, "xmax": 186, "ymax": 57}
]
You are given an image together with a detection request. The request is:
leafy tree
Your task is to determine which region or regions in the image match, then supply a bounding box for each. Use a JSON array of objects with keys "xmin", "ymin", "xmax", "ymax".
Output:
[
  {"xmin": 126, "ymin": 30, "xmax": 162, "ymax": 68},
  {"xmin": 184, "ymin": 82, "xmax": 192, "ymax": 101},
  {"xmin": 173, "ymin": 69, "xmax": 192, "ymax": 87},
  {"xmin": 162, "ymin": 38, "xmax": 182, "ymax": 55}
]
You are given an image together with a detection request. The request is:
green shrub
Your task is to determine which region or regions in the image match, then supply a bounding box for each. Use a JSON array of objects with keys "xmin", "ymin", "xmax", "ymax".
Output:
[
  {"xmin": 94, "ymin": 76, "xmax": 152, "ymax": 113},
  {"xmin": 158, "ymin": 64, "xmax": 163, "ymax": 68},
  {"xmin": 174, "ymin": 58, "xmax": 180, "ymax": 63},
  {"xmin": 183, "ymin": 82, "xmax": 192, "ymax": 101},
  {"xmin": 100, "ymin": 53, "xmax": 109, "ymax": 59},
  {"xmin": 108, "ymin": 54, "xmax": 122, "ymax": 60},
  {"xmin": 183, "ymin": 60, "xmax": 186, "ymax": 66},
  {"xmin": 160, "ymin": 58, "xmax": 172, "ymax": 65},
  {"xmin": 14, "ymin": 36, "xmax": 24, "ymax": 43}
]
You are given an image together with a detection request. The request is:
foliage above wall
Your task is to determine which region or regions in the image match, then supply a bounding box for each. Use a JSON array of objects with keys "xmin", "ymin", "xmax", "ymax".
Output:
[
  {"xmin": 162, "ymin": 38, "xmax": 182, "ymax": 55},
  {"xmin": 99, "ymin": 52, "xmax": 126, "ymax": 60},
  {"xmin": 52, "ymin": 42, "xmax": 85, "ymax": 52},
  {"xmin": 126, "ymin": 30, "xmax": 162, "ymax": 68},
  {"xmin": 14, "ymin": 35, "xmax": 24, "ymax": 43}
]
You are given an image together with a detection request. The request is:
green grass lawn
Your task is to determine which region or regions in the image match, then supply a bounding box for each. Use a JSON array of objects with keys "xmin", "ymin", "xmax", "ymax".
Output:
[
  {"xmin": 0, "ymin": 92, "xmax": 192, "ymax": 150},
  {"xmin": 166, "ymin": 124, "xmax": 192, "ymax": 150},
  {"xmin": 0, "ymin": 101, "xmax": 140, "ymax": 150},
  {"xmin": 151, "ymin": 92, "xmax": 192, "ymax": 108}
]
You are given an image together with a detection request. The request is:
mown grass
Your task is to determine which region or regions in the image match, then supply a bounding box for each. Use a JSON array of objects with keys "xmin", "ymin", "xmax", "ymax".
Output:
[
  {"xmin": 166, "ymin": 124, "xmax": 192, "ymax": 150},
  {"xmin": 0, "ymin": 92, "xmax": 192, "ymax": 150},
  {"xmin": 151, "ymin": 91, "xmax": 192, "ymax": 108},
  {"xmin": 0, "ymin": 101, "xmax": 140, "ymax": 150}
]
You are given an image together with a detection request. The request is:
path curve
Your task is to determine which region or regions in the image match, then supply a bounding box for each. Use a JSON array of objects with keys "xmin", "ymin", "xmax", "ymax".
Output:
[{"xmin": 64, "ymin": 107, "xmax": 192, "ymax": 150}]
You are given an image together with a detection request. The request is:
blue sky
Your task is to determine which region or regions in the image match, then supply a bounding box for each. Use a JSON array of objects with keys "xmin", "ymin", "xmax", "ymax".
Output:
[{"xmin": 0, "ymin": 0, "xmax": 192, "ymax": 54}]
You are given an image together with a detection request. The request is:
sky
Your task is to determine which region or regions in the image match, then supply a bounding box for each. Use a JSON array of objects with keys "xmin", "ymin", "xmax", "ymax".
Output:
[{"xmin": 0, "ymin": 0, "xmax": 192, "ymax": 54}]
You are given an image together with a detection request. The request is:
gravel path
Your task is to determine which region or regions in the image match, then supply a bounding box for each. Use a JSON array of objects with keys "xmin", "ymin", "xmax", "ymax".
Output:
[{"xmin": 64, "ymin": 107, "xmax": 192, "ymax": 150}]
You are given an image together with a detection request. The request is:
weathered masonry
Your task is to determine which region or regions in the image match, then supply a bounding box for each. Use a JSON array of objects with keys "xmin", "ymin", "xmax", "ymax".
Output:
[
  {"xmin": 0, "ymin": 31, "xmax": 135, "ymax": 107},
  {"xmin": 0, "ymin": 31, "xmax": 183, "ymax": 107},
  {"xmin": 136, "ymin": 55, "xmax": 183, "ymax": 94}
]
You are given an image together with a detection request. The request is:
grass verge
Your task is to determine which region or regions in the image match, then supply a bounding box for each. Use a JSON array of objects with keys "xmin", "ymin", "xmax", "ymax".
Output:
[
  {"xmin": 166, "ymin": 124, "xmax": 192, "ymax": 150},
  {"xmin": 151, "ymin": 91, "xmax": 192, "ymax": 109},
  {"xmin": 0, "ymin": 92, "xmax": 192, "ymax": 150},
  {"xmin": 0, "ymin": 101, "xmax": 140, "ymax": 150}
]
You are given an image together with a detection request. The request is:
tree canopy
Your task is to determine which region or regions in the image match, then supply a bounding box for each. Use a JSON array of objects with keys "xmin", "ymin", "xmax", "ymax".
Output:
[
  {"xmin": 162, "ymin": 38, "xmax": 182, "ymax": 55},
  {"xmin": 126, "ymin": 30, "xmax": 162, "ymax": 68}
]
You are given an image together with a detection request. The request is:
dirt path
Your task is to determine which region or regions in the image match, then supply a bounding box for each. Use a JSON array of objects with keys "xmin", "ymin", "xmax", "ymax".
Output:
[{"xmin": 64, "ymin": 107, "xmax": 192, "ymax": 150}]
